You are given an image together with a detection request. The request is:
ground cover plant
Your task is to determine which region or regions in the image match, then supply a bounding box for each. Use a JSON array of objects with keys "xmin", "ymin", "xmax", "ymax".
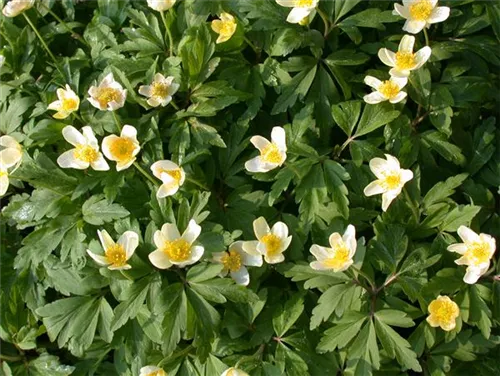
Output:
[{"xmin": 0, "ymin": 0, "xmax": 499, "ymax": 375}]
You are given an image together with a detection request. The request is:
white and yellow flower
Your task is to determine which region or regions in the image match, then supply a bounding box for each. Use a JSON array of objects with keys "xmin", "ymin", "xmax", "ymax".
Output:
[
  {"xmin": 447, "ymin": 226, "xmax": 496, "ymax": 284},
  {"xmin": 87, "ymin": 73, "xmax": 127, "ymax": 111},
  {"xmin": 102, "ymin": 125, "xmax": 140, "ymax": 171},
  {"xmin": 363, "ymin": 154, "xmax": 413, "ymax": 212},
  {"xmin": 57, "ymin": 126, "xmax": 109, "ymax": 171},
  {"xmin": 146, "ymin": 0, "xmax": 176, "ymax": 12},
  {"xmin": 212, "ymin": 241, "xmax": 263, "ymax": 286},
  {"xmin": 0, "ymin": 165, "xmax": 10, "ymax": 196},
  {"xmin": 151, "ymin": 160, "xmax": 185, "ymax": 198},
  {"xmin": 211, "ymin": 12, "xmax": 237, "ymax": 44},
  {"xmin": 149, "ymin": 219, "xmax": 204, "ymax": 269},
  {"xmin": 245, "ymin": 126, "xmax": 287, "ymax": 173},
  {"xmin": 298, "ymin": 9, "xmax": 316, "ymax": 26},
  {"xmin": 87, "ymin": 230, "xmax": 139, "ymax": 271},
  {"xmin": 276, "ymin": 0, "xmax": 319, "ymax": 24},
  {"xmin": 426, "ymin": 295, "xmax": 459, "ymax": 331},
  {"xmin": 0, "ymin": 135, "xmax": 22, "ymax": 196},
  {"xmin": 139, "ymin": 365, "xmax": 167, "ymax": 376},
  {"xmin": 243, "ymin": 217, "xmax": 292, "ymax": 264},
  {"xmin": 393, "ymin": 0, "xmax": 450, "ymax": 34},
  {"xmin": 363, "ymin": 76, "xmax": 408, "ymax": 104},
  {"xmin": 378, "ymin": 35, "xmax": 432, "ymax": 78},
  {"xmin": 2, "ymin": 0, "xmax": 34, "ymax": 17},
  {"xmin": 47, "ymin": 84, "xmax": 80, "ymax": 119},
  {"xmin": 221, "ymin": 368, "xmax": 249, "ymax": 376},
  {"xmin": 139, "ymin": 73, "xmax": 180, "ymax": 107},
  {"xmin": 310, "ymin": 225, "xmax": 357, "ymax": 272}
]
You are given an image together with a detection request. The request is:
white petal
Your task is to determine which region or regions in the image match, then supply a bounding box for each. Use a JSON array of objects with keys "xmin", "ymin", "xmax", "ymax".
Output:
[
  {"xmin": 271, "ymin": 127, "xmax": 287, "ymax": 151},
  {"xmin": 147, "ymin": 97, "xmax": 162, "ymax": 107},
  {"xmin": 364, "ymin": 75, "xmax": 382, "ymax": 89},
  {"xmin": 310, "ymin": 260, "xmax": 330, "ymax": 271},
  {"xmin": 399, "ymin": 35, "xmax": 415, "ymax": 53},
  {"xmin": 457, "ymin": 226, "xmax": 480, "ymax": 244},
  {"xmin": 364, "ymin": 181, "xmax": 385, "ymax": 196},
  {"xmin": 189, "ymin": 245, "xmax": 205, "ymax": 264},
  {"xmin": 364, "ymin": 92, "xmax": 386, "ymax": 104},
  {"xmin": 86, "ymin": 250, "xmax": 109, "ymax": 266},
  {"xmin": 138, "ymin": 85, "xmax": 152, "ymax": 97},
  {"xmin": 121, "ymin": 125, "xmax": 138, "ymax": 141},
  {"xmin": 140, "ymin": 366, "xmax": 163, "ymax": 376},
  {"xmin": 343, "ymin": 225, "xmax": 357, "ymax": 257},
  {"xmin": 280, "ymin": 236, "xmax": 292, "ymax": 253},
  {"xmin": 81, "ymin": 126, "xmax": 98, "ymax": 147},
  {"xmin": 400, "ymin": 169, "xmax": 413, "ymax": 183},
  {"xmin": 329, "ymin": 233, "xmax": 343, "ymax": 248},
  {"xmin": 265, "ymin": 253, "xmax": 285, "ymax": 264},
  {"xmin": 286, "ymin": 7, "xmax": 311, "ymax": 24},
  {"xmin": 463, "ymin": 267, "xmax": 481, "ymax": 284},
  {"xmin": 381, "ymin": 191, "xmax": 399, "ymax": 212},
  {"xmin": 276, "ymin": 0, "xmax": 296, "ymax": 7},
  {"xmin": 392, "ymin": 77, "xmax": 408, "ymax": 89},
  {"xmin": 149, "ymin": 250, "xmax": 173, "ymax": 269},
  {"xmin": 62, "ymin": 126, "xmax": 85, "ymax": 146},
  {"xmin": 57, "ymin": 150, "xmax": 88, "ymax": 170},
  {"xmin": 0, "ymin": 135, "xmax": 20, "ymax": 149},
  {"xmin": 310, "ymin": 244, "xmax": 330, "ymax": 261},
  {"xmin": 413, "ymin": 46, "xmax": 432, "ymax": 69},
  {"xmin": 101, "ymin": 73, "xmax": 115, "ymax": 86},
  {"xmin": 403, "ymin": 20, "xmax": 427, "ymax": 34},
  {"xmin": 182, "ymin": 219, "xmax": 201, "ymax": 245},
  {"xmin": 161, "ymin": 223, "xmax": 181, "ymax": 241},
  {"xmin": 336, "ymin": 259, "xmax": 353, "ymax": 273},
  {"xmin": 87, "ymin": 97, "xmax": 105, "ymax": 110},
  {"xmin": 97, "ymin": 229, "xmax": 115, "ymax": 251},
  {"xmin": 389, "ymin": 91, "xmax": 407, "ymax": 104},
  {"xmin": 154, "ymin": 229, "xmax": 166, "ymax": 249},
  {"xmin": 109, "ymin": 264, "xmax": 132, "ymax": 271},
  {"xmin": 394, "ymin": 3, "xmax": 409, "ymax": 19},
  {"xmin": 151, "ymin": 160, "xmax": 179, "ymax": 179},
  {"xmin": 428, "ymin": 7, "xmax": 450, "ymax": 24},
  {"xmin": 250, "ymin": 136, "xmax": 271, "ymax": 152},
  {"xmin": 0, "ymin": 148, "xmax": 22, "ymax": 168},
  {"xmin": 369, "ymin": 157, "xmax": 391, "ymax": 179},
  {"xmin": 253, "ymin": 217, "xmax": 270, "ymax": 240},
  {"xmin": 378, "ymin": 48, "xmax": 396, "ymax": 67},
  {"xmin": 47, "ymin": 100, "xmax": 62, "ymax": 111},
  {"xmin": 271, "ymin": 221, "xmax": 288, "ymax": 239},
  {"xmin": 231, "ymin": 267, "xmax": 250, "ymax": 286},
  {"xmin": 245, "ymin": 156, "xmax": 271, "ymax": 173},
  {"xmin": 117, "ymin": 231, "xmax": 139, "ymax": 260},
  {"xmin": 157, "ymin": 182, "xmax": 179, "ymax": 198},
  {"xmin": 212, "ymin": 252, "xmax": 226, "ymax": 263},
  {"xmin": 447, "ymin": 243, "xmax": 467, "ymax": 254},
  {"xmin": 115, "ymin": 158, "xmax": 136, "ymax": 171},
  {"xmin": 90, "ymin": 153, "xmax": 110, "ymax": 171},
  {"xmin": 389, "ymin": 67, "xmax": 411, "ymax": 78},
  {"xmin": 242, "ymin": 240, "xmax": 259, "ymax": 256},
  {"xmin": 241, "ymin": 252, "xmax": 263, "ymax": 267},
  {"xmin": 0, "ymin": 174, "xmax": 8, "ymax": 196},
  {"xmin": 384, "ymin": 154, "xmax": 401, "ymax": 170}
]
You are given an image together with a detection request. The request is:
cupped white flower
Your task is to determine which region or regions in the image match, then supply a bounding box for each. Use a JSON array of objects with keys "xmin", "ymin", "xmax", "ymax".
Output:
[
  {"xmin": 87, "ymin": 73, "xmax": 127, "ymax": 111},
  {"xmin": 310, "ymin": 225, "xmax": 357, "ymax": 272},
  {"xmin": 363, "ymin": 76, "xmax": 408, "ymax": 104},
  {"xmin": 0, "ymin": 135, "xmax": 22, "ymax": 168},
  {"xmin": 363, "ymin": 154, "xmax": 413, "ymax": 212},
  {"xmin": 447, "ymin": 226, "xmax": 496, "ymax": 284},
  {"xmin": 378, "ymin": 35, "xmax": 432, "ymax": 78},
  {"xmin": 212, "ymin": 241, "xmax": 263, "ymax": 286},
  {"xmin": 57, "ymin": 126, "xmax": 109, "ymax": 171},
  {"xmin": 151, "ymin": 160, "xmax": 185, "ymax": 198},
  {"xmin": 87, "ymin": 230, "xmax": 139, "ymax": 271},
  {"xmin": 149, "ymin": 219, "xmax": 204, "ymax": 269},
  {"xmin": 139, "ymin": 365, "xmax": 167, "ymax": 376},
  {"xmin": 221, "ymin": 367, "xmax": 250, "ymax": 376},
  {"xmin": 393, "ymin": 0, "xmax": 450, "ymax": 34},
  {"xmin": 147, "ymin": 0, "xmax": 176, "ymax": 12},
  {"xmin": 2, "ymin": 0, "xmax": 34, "ymax": 17},
  {"xmin": 211, "ymin": 12, "xmax": 237, "ymax": 44},
  {"xmin": 242, "ymin": 217, "xmax": 292, "ymax": 264},
  {"xmin": 245, "ymin": 127, "xmax": 287, "ymax": 173},
  {"xmin": 276, "ymin": 0, "xmax": 319, "ymax": 24},
  {"xmin": 139, "ymin": 73, "xmax": 180, "ymax": 107},
  {"xmin": 101, "ymin": 125, "xmax": 140, "ymax": 171},
  {"xmin": 47, "ymin": 84, "xmax": 80, "ymax": 119}
]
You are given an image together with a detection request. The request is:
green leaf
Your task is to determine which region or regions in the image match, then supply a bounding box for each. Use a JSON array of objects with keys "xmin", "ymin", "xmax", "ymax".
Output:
[
  {"xmin": 354, "ymin": 102, "xmax": 400, "ymax": 137},
  {"xmin": 323, "ymin": 160, "xmax": 350, "ymax": 219},
  {"xmin": 273, "ymin": 293, "xmax": 304, "ymax": 337},
  {"xmin": 317, "ymin": 312, "xmax": 366, "ymax": 352},
  {"xmin": 189, "ymin": 118, "xmax": 227, "ymax": 148},
  {"xmin": 0, "ymin": 96, "xmax": 36, "ymax": 133},
  {"xmin": 332, "ymin": 100, "xmax": 362, "ymax": 137},
  {"xmin": 421, "ymin": 131, "xmax": 466, "ymax": 166},
  {"xmin": 439, "ymin": 205, "xmax": 481, "ymax": 232},
  {"xmin": 160, "ymin": 283, "xmax": 187, "ymax": 355},
  {"xmin": 422, "ymin": 174, "xmax": 468, "ymax": 210},
  {"xmin": 345, "ymin": 320, "xmax": 380, "ymax": 375},
  {"xmin": 82, "ymin": 195, "xmax": 130, "ymax": 225},
  {"xmin": 374, "ymin": 310, "xmax": 415, "ymax": 328}
]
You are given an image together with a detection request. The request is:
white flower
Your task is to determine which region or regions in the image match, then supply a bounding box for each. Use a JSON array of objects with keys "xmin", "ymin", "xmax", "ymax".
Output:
[
  {"xmin": 47, "ymin": 84, "xmax": 80, "ymax": 119},
  {"xmin": 139, "ymin": 365, "xmax": 167, "ymax": 376},
  {"xmin": 101, "ymin": 125, "xmax": 140, "ymax": 171},
  {"xmin": 0, "ymin": 135, "xmax": 22, "ymax": 168},
  {"xmin": 363, "ymin": 76, "xmax": 408, "ymax": 104},
  {"xmin": 139, "ymin": 73, "xmax": 180, "ymax": 107},
  {"xmin": 0, "ymin": 165, "xmax": 9, "ymax": 196},
  {"xmin": 310, "ymin": 225, "xmax": 357, "ymax": 272},
  {"xmin": 298, "ymin": 9, "xmax": 316, "ymax": 26},
  {"xmin": 87, "ymin": 73, "xmax": 127, "ymax": 111},
  {"xmin": 149, "ymin": 219, "xmax": 204, "ymax": 269},
  {"xmin": 378, "ymin": 35, "xmax": 432, "ymax": 78},
  {"xmin": 276, "ymin": 0, "xmax": 319, "ymax": 24},
  {"xmin": 393, "ymin": 0, "xmax": 450, "ymax": 34},
  {"xmin": 211, "ymin": 12, "xmax": 237, "ymax": 44},
  {"xmin": 57, "ymin": 126, "xmax": 109, "ymax": 171},
  {"xmin": 0, "ymin": 55, "xmax": 5, "ymax": 68},
  {"xmin": 243, "ymin": 217, "xmax": 292, "ymax": 264},
  {"xmin": 2, "ymin": 0, "xmax": 34, "ymax": 17},
  {"xmin": 363, "ymin": 154, "xmax": 413, "ymax": 212},
  {"xmin": 245, "ymin": 127, "xmax": 287, "ymax": 173},
  {"xmin": 146, "ymin": 0, "xmax": 176, "ymax": 12},
  {"xmin": 221, "ymin": 368, "xmax": 250, "ymax": 376},
  {"xmin": 212, "ymin": 241, "xmax": 263, "ymax": 286},
  {"xmin": 87, "ymin": 230, "xmax": 139, "ymax": 271},
  {"xmin": 151, "ymin": 160, "xmax": 185, "ymax": 198},
  {"xmin": 447, "ymin": 226, "xmax": 496, "ymax": 284}
]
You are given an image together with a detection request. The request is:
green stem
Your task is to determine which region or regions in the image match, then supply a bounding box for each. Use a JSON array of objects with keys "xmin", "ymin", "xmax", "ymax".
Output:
[
  {"xmin": 72, "ymin": 112, "xmax": 84, "ymax": 123},
  {"xmin": 351, "ymin": 266, "xmax": 376, "ymax": 291},
  {"xmin": 336, "ymin": 136, "xmax": 355, "ymax": 158},
  {"xmin": 316, "ymin": 7, "xmax": 331, "ymax": 38},
  {"xmin": 243, "ymin": 35, "xmax": 259, "ymax": 55},
  {"xmin": 111, "ymin": 111, "xmax": 122, "ymax": 132},
  {"xmin": 133, "ymin": 162, "xmax": 159, "ymax": 186},
  {"xmin": 170, "ymin": 99, "xmax": 180, "ymax": 111},
  {"xmin": 38, "ymin": 2, "xmax": 89, "ymax": 47},
  {"xmin": 0, "ymin": 354, "xmax": 24, "ymax": 362},
  {"xmin": 403, "ymin": 187, "xmax": 419, "ymax": 223},
  {"xmin": 119, "ymin": 270, "xmax": 133, "ymax": 281},
  {"xmin": 185, "ymin": 176, "xmax": 209, "ymax": 191},
  {"xmin": 22, "ymin": 13, "xmax": 65, "ymax": 79},
  {"xmin": 160, "ymin": 11, "xmax": 174, "ymax": 57},
  {"xmin": 423, "ymin": 28, "xmax": 430, "ymax": 46}
]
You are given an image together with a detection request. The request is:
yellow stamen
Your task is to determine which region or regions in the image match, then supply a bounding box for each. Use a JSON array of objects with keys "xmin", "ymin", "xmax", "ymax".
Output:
[
  {"xmin": 221, "ymin": 250, "xmax": 242, "ymax": 272},
  {"xmin": 95, "ymin": 87, "xmax": 121, "ymax": 108},
  {"xmin": 74, "ymin": 144, "xmax": 98, "ymax": 163},
  {"xmin": 378, "ymin": 81, "xmax": 401, "ymax": 100},
  {"xmin": 61, "ymin": 97, "xmax": 78, "ymax": 112},
  {"xmin": 296, "ymin": 0, "xmax": 314, "ymax": 7},
  {"xmin": 395, "ymin": 51, "xmax": 416, "ymax": 70},
  {"xmin": 109, "ymin": 137, "xmax": 135, "ymax": 161},
  {"xmin": 105, "ymin": 243, "xmax": 127, "ymax": 267},
  {"xmin": 151, "ymin": 82, "xmax": 170, "ymax": 98},
  {"xmin": 323, "ymin": 246, "xmax": 350, "ymax": 269},
  {"xmin": 409, "ymin": 0, "xmax": 433, "ymax": 21},
  {"xmin": 261, "ymin": 234, "xmax": 282, "ymax": 256},
  {"xmin": 261, "ymin": 143, "xmax": 283, "ymax": 164},
  {"xmin": 382, "ymin": 173, "xmax": 402, "ymax": 190},
  {"xmin": 163, "ymin": 238, "xmax": 191, "ymax": 262},
  {"xmin": 0, "ymin": 170, "xmax": 7, "ymax": 178},
  {"xmin": 465, "ymin": 242, "xmax": 491, "ymax": 266}
]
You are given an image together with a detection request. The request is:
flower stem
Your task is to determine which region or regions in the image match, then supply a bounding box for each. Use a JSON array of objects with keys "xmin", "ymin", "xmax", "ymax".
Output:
[
  {"xmin": 161, "ymin": 11, "xmax": 174, "ymax": 57},
  {"xmin": 111, "ymin": 111, "xmax": 122, "ymax": 132},
  {"xmin": 72, "ymin": 112, "xmax": 84, "ymax": 124},
  {"xmin": 22, "ymin": 12, "xmax": 65, "ymax": 79},
  {"xmin": 423, "ymin": 28, "xmax": 430, "ymax": 46},
  {"xmin": 119, "ymin": 270, "xmax": 133, "ymax": 281},
  {"xmin": 185, "ymin": 176, "xmax": 209, "ymax": 191},
  {"xmin": 170, "ymin": 99, "xmax": 180, "ymax": 111},
  {"xmin": 403, "ymin": 187, "xmax": 419, "ymax": 223},
  {"xmin": 243, "ymin": 35, "xmax": 259, "ymax": 54},
  {"xmin": 38, "ymin": 2, "xmax": 89, "ymax": 47},
  {"xmin": 351, "ymin": 266, "xmax": 376, "ymax": 291},
  {"xmin": 133, "ymin": 162, "xmax": 159, "ymax": 187},
  {"xmin": 316, "ymin": 7, "xmax": 331, "ymax": 38}
]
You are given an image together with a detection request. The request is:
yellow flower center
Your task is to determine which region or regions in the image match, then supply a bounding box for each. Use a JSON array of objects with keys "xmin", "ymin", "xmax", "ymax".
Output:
[
  {"xmin": 151, "ymin": 82, "xmax": 170, "ymax": 98},
  {"xmin": 409, "ymin": 0, "xmax": 433, "ymax": 21},
  {"xmin": 261, "ymin": 234, "xmax": 282, "ymax": 256},
  {"xmin": 323, "ymin": 246, "xmax": 350, "ymax": 270},
  {"xmin": 465, "ymin": 242, "xmax": 491, "ymax": 266},
  {"xmin": 61, "ymin": 97, "xmax": 79, "ymax": 112},
  {"xmin": 430, "ymin": 299, "xmax": 458, "ymax": 324},
  {"xmin": 95, "ymin": 87, "xmax": 121, "ymax": 108},
  {"xmin": 0, "ymin": 170, "xmax": 7, "ymax": 178},
  {"xmin": 395, "ymin": 51, "xmax": 416, "ymax": 70},
  {"xmin": 221, "ymin": 250, "xmax": 242, "ymax": 272},
  {"xmin": 382, "ymin": 173, "xmax": 402, "ymax": 190},
  {"xmin": 74, "ymin": 144, "xmax": 98, "ymax": 163},
  {"xmin": 261, "ymin": 143, "xmax": 283, "ymax": 164},
  {"xmin": 163, "ymin": 238, "xmax": 191, "ymax": 262},
  {"xmin": 159, "ymin": 168, "xmax": 182, "ymax": 184},
  {"xmin": 219, "ymin": 20, "xmax": 236, "ymax": 37},
  {"xmin": 296, "ymin": 0, "xmax": 314, "ymax": 7},
  {"xmin": 378, "ymin": 80, "xmax": 400, "ymax": 99},
  {"xmin": 109, "ymin": 137, "xmax": 135, "ymax": 161},
  {"xmin": 105, "ymin": 243, "xmax": 127, "ymax": 267},
  {"xmin": 146, "ymin": 371, "xmax": 167, "ymax": 376}
]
